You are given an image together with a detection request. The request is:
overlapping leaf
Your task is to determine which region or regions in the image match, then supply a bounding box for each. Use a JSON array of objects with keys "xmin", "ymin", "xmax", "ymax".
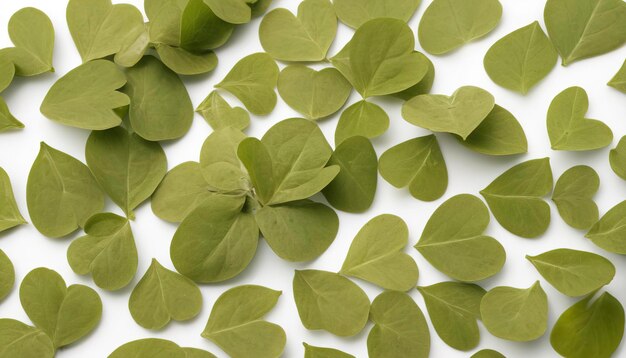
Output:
[
  {"xmin": 335, "ymin": 100, "xmax": 389, "ymax": 145},
  {"xmin": 552, "ymin": 165, "xmax": 599, "ymax": 229},
  {"xmin": 333, "ymin": 0, "xmax": 421, "ymax": 29},
  {"xmin": 4, "ymin": 7, "xmax": 54, "ymax": 76},
  {"xmin": 586, "ymin": 200, "xmax": 626, "ymax": 254},
  {"xmin": 196, "ymin": 91, "xmax": 250, "ymax": 131},
  {"xmin": 0, "ymin": 319, "xmax": 54, "ymax": 358},
  {"xmin": 460, "ymin": 105, "xmax": 528, "ymax": 156}
]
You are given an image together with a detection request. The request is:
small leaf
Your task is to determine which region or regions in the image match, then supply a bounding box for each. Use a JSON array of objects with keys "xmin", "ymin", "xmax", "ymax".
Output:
[
  {"xmin": 586, "ymin": 200, "xmax": 626, "ymax": 254},
  {"xmin": 215, "ymin": 53, "xmax": 279, "ymax": 115},
  {"xmin": 5, "ymin": 7, "xmax": 54, "ymax": 76},
  {"xmin": 460, "ymin": 104, "xmax": 528, "ymax": 156},
  {"xmin": 610, "ymin": 135, "xmax": 626, "ymax": 180},
  {"xmin": 259, "ymin": 0, "xmax": 336, "ymax": 61},
  {"xmin": 368, "ymin": 291, "xmax": 430, "ymax": 358},
  {"xmin": 480, "ymin": 281, "xmax": 548, "ymax": 341},
  {"xmin": 415, "ymin": 194, "xmax": 505, "ymax": 281},
  {"xmin": 379, "ymin": 135, "xmax": 448, "ymax": 201},
  {"xmin": 129, "ymin": 259, "xmax": 202, "ymax": 329},
  {"xmin": 67, "ymin": 213, "xmax": 138, "ymax": 291},
  {"xmin": 340, "ymin": 214, "xmax": 417, "ymax": 291},
  {"xmin": 0, "ymin": 167, "xmax": 26, "ymax": 232},
  {"xmin": 0, "ymin": 56, "xmax": 15, "ymax": 93},
  {"xmin": 204, "ymin": 0, "xmax": 252, "ymax": 24},
  {"xmin": 418, "ymin": 0, "xmax": 502, "ymax": 55},
  {"xmin": 196, "ymin": 91, "xmax": 250, "ymax": 131},
  {"xmin": 303, "ymin": 343, "xmax": 355, "ymax": 358},
  {"xmin": 480, "ymin": 158, "xmax": 553, "ymax": 238},
  {"xmin": 547, "ymin": 86, "xmax": 613, "ymax": 151},
  {"xmin": 527, "ymin": 248, "xmax": 615, "ymax": 297},
  {"xmin": 202, "ymin": 285, "xmax": 286, "ymax": 358},
  {"xmin": 335, "ymin": 100, "xmax": 389, "ymax": 145},
  {"xmin": 0, "ymin": 97, "xmax": 23, "ymax": 132},
  {"xmin": 27, "ymin": 142, "xmax": 104, "ymax": 238},
  {"xmin": 155, "ymin": 45, "xmax": 218, "ymax": 76},
  {"xmin": 109, "ymin": 338, "xmax": 200, "ymax": 358},
  {"xmin": 402, "ymin": 86, "xmax": 495, "ymax": 139},
  {"xmin": 40, "ymin": 60, "xmax": 129, "ymax": 130},
  {"xmin": 199, "ymin": 127, "xmax": 248, "ymax": 193},
  {"xmin": 418, "ymin": 282, "xmax": 486, "ymax": 351},
  {"xmin": 471, "ymin": 349, "xmax": 506, "ymax": 358},
  {"xmin": 0, "ymin": 250, "xmax": 14, "ymax": 300},
  {"xmin": 484, "ymin": 22, "xmax": 557, "ymax": 94},
  {"xmin": 552, "ymin": 165, "xmax": 599, "ymax": 230},
  {"xmin": 333, "ymin": 0, "xmax": 421, "ymax": 29},
  {"xmin": 0, "ymin": 319, "xmax": 54, "ymax": 358},
  {"xmin": 608, "ymin": 59, "xmax": 626, "ymax": 93},
  {"xmin": 293, "ymin": 270, "xmax": 370, "ymax": 337},
  {"xmin": 550, "ymin": 292, "xmax": 624, "ymax": 358}
]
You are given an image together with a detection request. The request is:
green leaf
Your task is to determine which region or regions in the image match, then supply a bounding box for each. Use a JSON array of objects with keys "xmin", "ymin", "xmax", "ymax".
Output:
[
  {"xmin": 215, "ymin": 53, "xmax": 279, "ymax": 115},
  {"xmin": 550, "ymin": 292, "xmax": 624, "ymax": 358},
  {"xmin": 155, "ymin": 45, "xmax": 218, "ymax": 75},
  {"xmin": 391, "ymin": 51, "xmax": 436, "ymax": 100},
  {"xmin": 0, "ymin": 250, "xmax": 14, "ymax": 300},
  {"xmin": 202, "ymin": 285, "xmax": 286, "ymax": 358},
  {"xmin": 368, "ymin": 291, "xmax": 430, "ymax": 358},
  {"xmin": 379, "ymin": 135, "xmax": 448, "ymax": 201},
  {"xmin": 484, "ymin": 22, "xmax": 557, "ymax": 94},
  {"xmin": 471, "ymin": 349, "xmax": 506, "ymax": 358},
  {"xmin": 109, "ymin": 338, "xmax": 201, "ymax": 358},
  {"xmin": 0, "ymin": 319, "xmax": 54, "ymax": 358},
  {"xmin": 526, "ymin": 248, "xmax": 615, "ymax": 297},
  {"xmin": 40, "ymin": 60, "xmax": 129, "ymax": 130},
  {"xmin": 335, "ymin": 100, "xmax": 389, "ymax": 145},
  {"xmin": 544, "ymin": 0, "xmax": 626, "ymax": 65},
  {"xmin": 418, "ymin": 0, "xmax": 502, "ymax": 55},
  {"xmin": 183, "ymin": 347, "xmax": 217, "ymax": 358},
  {"xmin": 608, "ymin": 59, "xmax": 626, "ymax": 92},
  {"xmin": 124, "ymin": 56, "xmax": 193, "ymax": 141},
  {"xmin": 86, "ymin": 127, "xmax": 167, "ymax": 219},
  {"xmin": 181, "ymin": 0, "xmax": 234, "ymax": 51},
  {"xmin": 480, "ymin": 158, "xmax": 553, "ymax": 238},
  {"xmin": 201, "ymin": 128, "xmax": 249, "ymax": 193},
  {"xmin": 204, "ymin": 0, "xmax": 252, "ymax": 24},
  {"xmin": 251, "ymin": 0, "xmax": 274, "ymax": 17},
  {"xmin": 114, "ymin": 23, "xmax": 149, "ymax": 68},
  {"xmin": 256, "ymin": 200, "xmax": 338, "ymax": 261},
  {"xmin": 322, "ymin": 136, "xmax": 378, "ymax": 213},
  {"xmin": 145, "ymin": 0, "xmax": 186, "ymax": 46},
  {"xmin": 610, "ymin": 135, "xmax": 626, "ymax": 180},
  {"xmin": 237, "ymin": 138, "xmax": 276, "ymax": 205},
  {"xmin": 415, "ymin": 194, "xmax": 505, "ymax": 281},
  {"xmin": 402, "ymin": 86, "xmax": 495, "ymax": 139},
  {"xmin": 480, "ymin": 281, "xmax": 548, "ymax": 341},
  {"xmin": 26, "ymin": 142, "xmax": 104, "ymax": 238},
  {"xmin": 418, "ymin": 282, "xmax": 486, "ymax": 351},
  {"xmin": 547, "ymin": 86, "xmax": 613, "ymax": 151},
  {"xmin": 278, "ymin": 65, "xmax": 351, "ymax": 120},
  {"xmin": 0, "ymin": 97, "xmax": 23, "ymax": 132},
  {"xmin": 151, "ymin": 162, "xmax": 214, "ymax": 223},
  {"xmin": 552, "ymin": 165, "xmax": 599, "ymax": 230},
  {"xmin": 67, "ymin": 213, "xmax": 137, "ymax": 290},
  {"xmin": 67, "ymin": 0, "xmax": 143, "ymax": 62},
  {"xmin": 459, "ymin": 104, "xmax": 528, "ymax": 156},
  {"xmin": 20, "ymin": 267, "xmax": 102, "ymax": 348},
  {"xmin": 303, "ymin": 343, "xmax": 355, "ymax": 358},
  {"xmin": 340, "ymin": 214, "xmax": 417, "ymax": 291},
  {"xmin": 171, "ymin": 194, "xmax": 258, "ymax": 282},
  {"xmin": 5, "ymin": 7, "xmax": 54, "ymax": 76},
  {"xmin": 196, "ymin": 91, "xmax": 250, "ymax": 131},
  {"xmin": 586, "ymin": 200, "xmax": 626, "ymax": 254},
  {"xmin": 259, "ymin": 0, "xmax": 336, "ymax": 61},
  {"xmin": 0, "ymin": 55, "xmax": 15, "ymax": 93},
  {"xmin": 0, "ymin": 167, "xmax": 26, "ymax": 232},
  {"xmin": 333, "ymin": 0, "xmax": 421, "ymax": 29},
  {"xmin": 293, "ymin": 270, "xmax": 369, "ymax": 336},
  {"xmin": 129, "ymin": 259, "xmax": 202, "ymax": 329}
]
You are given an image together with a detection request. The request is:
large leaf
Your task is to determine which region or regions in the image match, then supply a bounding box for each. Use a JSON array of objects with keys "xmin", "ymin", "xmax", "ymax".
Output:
[
  {"xmin": 26, "ymin": 143, "xmax": 104, "ymax": 238},
  {"xmin": 334, "ymin": 100, "xmax": 389, "ymax": 145},
  {"xmin": 415, "ymin": 194, "xmax": 505, "ymax": 281},
  {"xmin": 0, "ymin": 167, "xmax": 26, "ymax": 232},
  {"xmin": 40, "ymin": 60, "xmax": 129, "ymax": 130},
  {"xmin": 4, "ymin": 7, "xmax": 54, "ymax": 76},
  {"xmin": 586, "ymin": 200, "xmax": 626, "ymax": 254},
  {"xmin": 333, "ymin": 0, "xmax": 421, "ymax": 29},
  {"xmin": 0, "ymin": 319, "xmax": 54, "ymax": 358},
  {"xmin": 552, "ymin": 165, "xmax": 599, "ymax": 230},
  {"xmin": 460, "ymin": 105, "xmax": 528, "ymax": 156}
]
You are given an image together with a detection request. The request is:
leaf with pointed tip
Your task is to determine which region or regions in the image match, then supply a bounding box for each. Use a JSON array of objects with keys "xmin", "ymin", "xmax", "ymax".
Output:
[
  {"xmin": 460, "ymin": 105, "xmax": 528, "ymax": 156},
  {"xmin": 303, "ymin": 343, "xmax": 355, "ymax": 358},
  {"xmin": 5, "ymin": 7, "xmax": 54, "ymax": 76},
  {"xmin": 0, "ymin": 98, "xmax": 23, "ymax": 132},
  {"xmin": 0, "ymin": 250, "xmax": 14, "ymax": 300},
  {"xmin": 0, "ymin": 319, "xmax": 54, "ymax": 358},
  {"xmin": 610, "ymin": 135, "xmax": 626, "ymax": 180},
  {"xmin": 586, "ymin": 200, "xmax": 626, "ymax": 254},
  {"xmin": 552, "ymin": 165, "xmax": 599, "ymax": 230},
  {"xmin": 155, "ymin": 45, "xmax": 218, "ymax": 76},
  {"xmin": 196, "ymin": 91, "xmax": 250, "ymax": 131},
  {"xmin": 379, "ymin": 135, "xmax": 447, "ymax": 201},
  {"xmin": 0, "ymin": 167, "xmax": 26, "ymax": 232},
  {"xmin": 335, "ymin": 100, "xmax": 389, "ymax": 145},
  {"xmin": 333, "ymin": 0, "xmax": 421, "ymax": 29},
  {"xmin": 27, "ymin": 143, "xmax": 104, "ymax": 238},
  {"xmin": 608, "ymin": 59, "xmax": 626, "ymax": 92}
]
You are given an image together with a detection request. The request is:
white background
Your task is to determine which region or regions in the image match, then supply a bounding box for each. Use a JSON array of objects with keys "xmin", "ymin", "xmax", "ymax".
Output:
[{"xmin": 1, "ymin": 0, "xmax": 626, "ymax": 357}]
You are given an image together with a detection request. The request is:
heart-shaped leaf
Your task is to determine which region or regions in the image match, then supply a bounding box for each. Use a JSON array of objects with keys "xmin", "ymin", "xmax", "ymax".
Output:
[
  {"xmin": 415, "ymin": 194, "xmax": 506, "ymax": 281},
  {"xmin": 204, "ymin": 0, "xmax": 252, "ymax": 24},
  {"xmin": 610, "ymin": 135, "xmax": 626, "ymax": 180},
  {"xmin": 418, "ymin": 0, "xmax": 502, "ymax": 55},
  {"xmin": 551, "ymin": 291, "xmax": 624, "ymax": 358},
  {"xmin": 0, "ymin": 250, "xmax": 14, "ymax": 300},
  {"xmin": 609, "ymin": 59, "xmax": 626, "ymax": 93},
  {"xmin": 0, "ymin": 167, "xmax": 26, "ymax": 232},
  {"xmin": 27, "ymin": 142, "xmax": 104, "ymax": 238},
  {"xmin": 484, "ymin": 22, "xmax": 558, "ymax": 94},
  {"xmin": 215, "ymin": 53, "xmax": 279, "ymax": 115},
  {"xmin": 527, "ymin": 248, "xmax": 615, "ymax": 297},
  {"xmin": 547, "ymin": 86, "xmax": 613, "ymax": 151},
  {"xmin": 110, "ymin": 338, "xmax": 216, "ymax": 358},
  {"xmin": 196, "ymin": 91, "xmax": 250, "ymax": 131},
  {"xmin": 303, "ymin": 343, "xmax": 355, "ymax": 358},
  {"xmin": 20, "ymin": 268, "xmax": 102, "ymax": 348},
  {"xmin": 480, "ymin": 158, "xmax": 553, "ymax": 238},
  {"xmin": 552, "ymin": 165, "xmax": 599, "ymax": 230},
  {"xmin": 368, "ymin": 291, "xmax": 430, "ymax": 358},
  {"xmin": 418, "ymin": 282, "xmax": 486, "ymax": 351},
  {"xmin": 0, "ymin": 97, "xmax": 23, "ymax": 132},
  {"xmin": 67, "ymin": 0, "xmax": 144, "ymax": 62},
  {"xmin": 340, "ymin": 215, "xmax": 418, "ymax": 291},
  {"xmin": 586, "ymin": 200, "xmax": 626, "ymax": 254},
  {"xmin": 202, "ymin": 285, "xmax": 286, "ymax": 358},
  {"xmin": 259, "ymin": 0, "xmax": 336, "ymax": 61},
  {"xmin": 460, "ymin": 104, "xmax": 528, "ymax": 156},
  {"xmin": 129, "ymin": 259, "xmax": 202, "ymax": 329},
  {"xmin": 293, "ymin": 270, "xmax": 370, "ymax": 337},
  {"xmin": 67, "ymin": 213, "xmax": 138, "ymax": 290},
  {"xmin": 40, "ymin": 60, "xmax": 129, "ymax": 130},
  {"xmin": 278, "ymin": 65, "xmax": 351, "ymax": 120},
  {"xmin": 333, "ymin": 0, "xmax": 421, "ymax": 29},
  {"xmin": 544, "ymin": 0, "xmax": 626, "ymax": 65},
  {"xmin": 155, "ymin": 45, "xmax": 218, "ymax": 75},
  {"xmin": 379, "ymin": 135, "xmax": 448, "ymax": 201},
  {"xmin": 480, "ymin": 281, "xmax": 548, "ymax": 341},
  {"xmin": 5, "ymin": 7, "xmax": 54, "ymax": 76},
  {"xmin": 335, "ymin": 100, "xmax": 389, "ymax": 145},
  {"xmin": 0, "ymin": 319, "xmax": 54, "ymax": 358},
  {"xmin": 403, "ymin": 86, "xmax": 495, "ymax": 139}
]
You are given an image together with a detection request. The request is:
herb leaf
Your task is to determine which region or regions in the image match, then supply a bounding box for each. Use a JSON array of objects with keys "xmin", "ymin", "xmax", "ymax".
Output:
[
  {"xmin": 204, "ymin": 0, "xmax": 252, "ymax": 24},
  {"xmin": 333, "ymin": 0, "xmax": 421, "ymax": 29},
  {"xmin": 196, "ymin": 91, "xmax": 250, "ymax": 131},
  {"xmin": 586, "ymin": 200, "xmax": 626, "ymax": 254},
  {"xmin": 610, "ymin": 135, "xmax": 626, "ymax": 180},
  {"xmin": 303, "ymin": 343, "xmax": 355, "ymax": 358},
  {"xmin": 0, "ymin": 56, "xmax": 14, "ymax": 93},
  {"xmin": 0, "ymin": 319, "xmax": 54, "ymax": 358},
  {"xmin": 335, "ymin": 100, "xmax": 389, "ymax": 145},
  {"xmin": 471, "ymin": 349, "xmax": 506, "ymax": 358},
  {"xmin": 552, "ymin": 165, "xmax": 599, "ymax": 230},
  {"xmin": 0, "ymin": 167, "xmax": 26, "ymax": 232},
  {"xmin": 5, "ymin": 7, "xmax": 54, "ymax": 76},
  {"xmin": 460, "ymin": 105, "xmax": 528, "ymax": 156},
  {"xmin": 155, "ymin": 44, "xmax": 218, "ymax": 75},
  {"xmin": 110, "ymin": 338, "xmax": 215, "ymax": 358},
  {"xmin": 608, "ymin": 59, "xmax": 626, "ymax": 92},
  {"xmin": 0, "ymin": 250, "xmax": 14, "ymax": 300},
  {"xmin": 0, "ymin": 97, "xmax": 23, "ymax": 132}
]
